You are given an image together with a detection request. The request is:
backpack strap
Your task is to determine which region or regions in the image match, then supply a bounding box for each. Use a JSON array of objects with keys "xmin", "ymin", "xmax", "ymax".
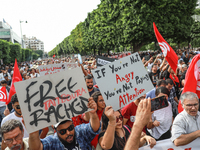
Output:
[{"xmin": 123, "ymin": 125, "xmax": 131, "ymax": 133}]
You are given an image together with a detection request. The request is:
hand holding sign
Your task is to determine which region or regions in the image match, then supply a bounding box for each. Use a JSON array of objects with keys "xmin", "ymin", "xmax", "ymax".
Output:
[
  {"xmin": 87, "ymin": 97, "xmax": 97, "ymax": 114},
  {"xmin": 15, "ymin": 67, "xmax": 90, "ymax": 133}
]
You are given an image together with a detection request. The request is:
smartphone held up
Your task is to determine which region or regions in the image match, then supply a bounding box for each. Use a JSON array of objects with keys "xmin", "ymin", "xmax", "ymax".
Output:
[{"xmin": 151, "ymin": 96, "xmax": 168, "ymax": 112}]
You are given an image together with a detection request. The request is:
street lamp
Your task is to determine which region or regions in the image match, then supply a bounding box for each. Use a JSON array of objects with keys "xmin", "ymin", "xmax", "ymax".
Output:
[{"xmin": 20, "ymin": 20, "xmax": 27, "ymax": 48}]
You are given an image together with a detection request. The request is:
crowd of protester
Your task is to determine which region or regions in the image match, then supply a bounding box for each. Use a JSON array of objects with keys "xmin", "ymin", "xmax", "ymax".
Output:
[{"xmin": 0, "ymin": 48, "xmax": 200, "ymax": 150}]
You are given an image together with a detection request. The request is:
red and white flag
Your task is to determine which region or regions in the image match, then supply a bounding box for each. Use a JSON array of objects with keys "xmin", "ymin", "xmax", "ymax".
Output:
[
  {"xmin": 7, "ymin": 59, "xmax": 22, "ymax": 104},
  {"xmin": 0, "ymin": 86, "xmax": 7, "ymax": 102},
  {"xmin": 178, "ymin": 54, "xmax": 200, "ymax": 113},
  {"xmin": 153, "ymin": 22, "xmax": 178, "ymax": 73}
]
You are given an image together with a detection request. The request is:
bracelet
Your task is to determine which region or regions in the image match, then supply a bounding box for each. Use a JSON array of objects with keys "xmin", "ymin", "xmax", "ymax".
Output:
[{"xmin": 108, "ymin": 121, "xmax": 116, "ymax": 127}]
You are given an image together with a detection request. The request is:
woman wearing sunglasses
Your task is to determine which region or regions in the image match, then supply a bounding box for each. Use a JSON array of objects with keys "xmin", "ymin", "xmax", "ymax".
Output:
[{"xmin": 98, "ymin": 106, "xmax": 156, "ymax": 150}]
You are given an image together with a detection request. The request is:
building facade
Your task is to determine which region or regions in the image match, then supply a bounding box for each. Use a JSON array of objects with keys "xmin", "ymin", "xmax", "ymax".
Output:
[
  {"xmin": 23, "ymin": 35, "xmax": 44, "ymax": 51},
  {"xmin": 0, "ymin": 19, "xmax": 22, "ymax": 45}
]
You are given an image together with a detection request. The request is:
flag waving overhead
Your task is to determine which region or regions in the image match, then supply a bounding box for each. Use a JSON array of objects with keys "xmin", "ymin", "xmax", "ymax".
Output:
[
  {"xmin": 8, "ymin": 59, "xmax": 22, "ymax": 104},
  {"xmin": 0, "ymin": 86, "xmax": 7, "ymax": 102},
  {"xmin": 153, "ymin": 22, "xmax": 178, "ymax": 73},
  {"xmin": 178, "ymin": 54, "xmax": 200, "ymax": 113}
]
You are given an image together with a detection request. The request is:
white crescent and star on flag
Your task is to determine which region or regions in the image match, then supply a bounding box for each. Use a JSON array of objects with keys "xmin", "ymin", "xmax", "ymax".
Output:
[{"xmin": 158, "ymin": 42, "xmax": 170, "ymax": 57}]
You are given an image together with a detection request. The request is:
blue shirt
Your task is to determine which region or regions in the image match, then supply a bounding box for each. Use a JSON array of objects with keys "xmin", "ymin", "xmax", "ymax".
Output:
[
  {"xmin": 146, "ymin": 88, "xmax": 156, "ymax": 99},
  {"xmin": 41, "ymin": 122, "xmax": 101, "ymax": 150}
]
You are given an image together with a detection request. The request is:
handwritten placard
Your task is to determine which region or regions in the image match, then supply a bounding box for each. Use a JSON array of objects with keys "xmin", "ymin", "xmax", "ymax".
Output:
[
  {"xmin": 14, "ymin": 67, "xmax": 90, "ymax": 133},
  {"xmin": 38, "ymin": 63, "xmax": 77, "ymax": 76},
  {"xmin": 92, "ymin": 52, "xmax": 154, "ymax": 111}
]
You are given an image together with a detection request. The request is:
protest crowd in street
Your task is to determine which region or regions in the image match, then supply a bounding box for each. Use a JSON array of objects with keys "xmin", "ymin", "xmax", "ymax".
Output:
[{"xmin": 1, "ymin": 48, "xmax": 200, "ymax": 150}]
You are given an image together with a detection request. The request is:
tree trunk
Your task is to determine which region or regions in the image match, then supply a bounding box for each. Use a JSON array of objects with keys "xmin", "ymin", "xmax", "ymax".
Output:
[
  {"xmin": 93, "ymin": 49, "xmax": 96, "ymax": 56},
  {"xmin": 107, "ymin": 49, "xmax": 110, "ymax": 56},
  {"xmin": 130, "ymin": 43, "xmax": 133, "ymax": 52},
  {"xmin": 133, "ymin": 43, "xmax": 145, "ymax": 52}
]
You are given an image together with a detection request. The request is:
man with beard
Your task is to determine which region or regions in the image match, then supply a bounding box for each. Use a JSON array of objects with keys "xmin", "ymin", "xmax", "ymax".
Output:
[
  {"xmin": 29, "ymin": 97, "xmax": 101, "ymax": 150},
  {"xmin": 1, "ymin": 94, "xmax": 29, "ymax": 150},
  {"xmin": 1, "ymin": 119, "xmax": 29, "ymax": 150},
  {"xmin": 85, "ymin": 75, "xmax": 99, "ymax": 96}
]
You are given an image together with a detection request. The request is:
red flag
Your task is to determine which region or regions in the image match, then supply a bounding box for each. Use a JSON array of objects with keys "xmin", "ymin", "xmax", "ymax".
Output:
[
  {"xmin": 178, "ymin": 54, "xmax": 200, "ymax": 113},
  {"xmin": 153, "ymin": 22, "xmax": 178, "ymax": 73},
  {"xmin": 7, "ymin": 59, "xmax": 22, "ymax": 104},
  {"xmin": 53, "ymin": 54, "xmax": 55, "ymax": 58},
  {"xmin": 0, "ymin": 86, "xmax": 7, "ymax": 102}
]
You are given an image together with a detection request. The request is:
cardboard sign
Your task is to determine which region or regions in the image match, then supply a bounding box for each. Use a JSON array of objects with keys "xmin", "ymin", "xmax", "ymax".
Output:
[
  {"xmin": 96, "ymin": 55, "xmax": 116, "ymax": 67},
  {"xmin": 92, "ymin": 52, "xmax": 154, "ymax": 111},
  {"xmin": 139, "ymin": 138, "xmax": 199, "ymax": 150},
  {"xmin": 14, "ymin": 67, "xmax": 90, "ymax": 133},
  {"xmin": 38, "ymin": 63, "xmax": 77, "ymax": 76}
]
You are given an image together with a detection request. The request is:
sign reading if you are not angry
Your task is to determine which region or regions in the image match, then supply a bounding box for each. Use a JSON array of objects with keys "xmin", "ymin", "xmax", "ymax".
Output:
[
  {"xmin": 14, "ymin": 67, "xmax": 90, "ymax": 133},
  {"xmin": 92, "ymin": 52, "xmax": 154, "ymax": 111}
]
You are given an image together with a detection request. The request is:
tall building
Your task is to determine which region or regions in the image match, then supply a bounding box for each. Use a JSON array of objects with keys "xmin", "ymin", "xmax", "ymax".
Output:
[
  {"xmin": 23, "ymin": 35, "xmax": 44, "ymax": 51},
  {"xmin": 0, "ymin": 19, "xmax": 22, "ymax": 45}
]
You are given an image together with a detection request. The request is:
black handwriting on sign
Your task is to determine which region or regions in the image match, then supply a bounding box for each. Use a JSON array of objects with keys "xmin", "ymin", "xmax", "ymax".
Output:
[
  {"xmin": 29, "ymin": 96, "xmax": 88, "ymax": 126},
  {"xmin": 24, "ymin": 77, "xmax": 77, "ymax": 112}
]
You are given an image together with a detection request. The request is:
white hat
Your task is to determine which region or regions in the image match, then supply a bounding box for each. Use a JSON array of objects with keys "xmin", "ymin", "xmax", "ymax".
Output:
[{"xmin": 54, "ymin": 119, "xmax": 72, "ymax": 128}]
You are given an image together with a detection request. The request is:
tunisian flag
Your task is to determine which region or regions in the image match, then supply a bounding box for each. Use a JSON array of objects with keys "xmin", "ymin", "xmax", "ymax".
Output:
[
  {"xmin": 153, "ymin": 22, "xmax": 178, "ymax": 73},
  {"xmin": 7, "ymin": 59, "xmax": 22, "ymax": 104},
  {"xmin": 53, "ymin": 54, "xmax": 55, "ymax": 58},
  {"xmin": 0, "ymin": 86, "xmax": 7, "ymax": 102},
  {"xmin": 178, "ymin": 54, "xmax": 200, "ymax": 113}
]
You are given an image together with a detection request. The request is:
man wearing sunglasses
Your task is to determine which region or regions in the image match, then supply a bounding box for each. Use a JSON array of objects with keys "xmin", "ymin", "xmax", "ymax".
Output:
[{"xmin": 29, "ymin": 97, "xmax": 101, "ymax": 150}]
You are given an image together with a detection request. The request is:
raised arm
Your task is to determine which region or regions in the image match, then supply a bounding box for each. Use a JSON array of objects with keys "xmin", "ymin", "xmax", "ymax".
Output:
[
  {"xmin": 159, "ymin": 57, "xmax": 166, "ymax": 71},
  {"xmin": 124, "ymin": 98, "xmax": 151, "ymax": 150},
  {"xmin": 29, "ymin": 131, "xmax": 43, "ymax": 150},
  {"xmin": 88, "ymin": 97, "xmax": 100, "ymax": 132},
  {"xmin": 99, "ymin": 106, "xmax": 116, "ymax": 149}
]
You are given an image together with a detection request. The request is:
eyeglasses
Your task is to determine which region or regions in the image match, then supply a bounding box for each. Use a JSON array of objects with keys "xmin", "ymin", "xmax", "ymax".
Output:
[
  {"xmin": 185, "ymin": 103, "xmax": 199, "ymax": 108},
  {"xmin": 116, "ymin": 115, "xmax": 123, "ymax": 122},
  {"xmin": 4, "ymin": 133, "xmax": 23, "ymax": 144},
  {"xmin": 57, "ymin": 124, "xmax": 74, "ymax": 135},
  {"xmin": 15, "ymin": 105, "xmax": 20, "ymax": 109}
]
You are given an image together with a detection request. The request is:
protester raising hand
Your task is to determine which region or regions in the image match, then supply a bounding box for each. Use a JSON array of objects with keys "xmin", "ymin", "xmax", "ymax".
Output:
[
  {"xmin": 87, "ymin": 97, "xmax": 98, "ymax": 114},
  {"xmin": 124, "ymin": 98, "xmax": 153, "ymax": 150},
  {"xmin": 104, "ymin": 106, "xmax": 116, "ymax": 123}
]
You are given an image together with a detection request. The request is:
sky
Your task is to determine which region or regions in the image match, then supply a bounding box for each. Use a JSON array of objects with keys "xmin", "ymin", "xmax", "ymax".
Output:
[{"xmin": 0, "ymin": 0, "xmax": 101, "ymax": 53}]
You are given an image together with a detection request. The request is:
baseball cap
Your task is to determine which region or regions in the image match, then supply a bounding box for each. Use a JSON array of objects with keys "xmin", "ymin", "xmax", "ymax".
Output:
[{"xmin": 54, "ymin": 119, "xmax": 72, "ymax": 128}]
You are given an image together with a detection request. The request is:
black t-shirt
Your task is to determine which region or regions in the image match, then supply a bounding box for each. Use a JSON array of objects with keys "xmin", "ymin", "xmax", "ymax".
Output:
[
  {"xmin": 149, "ymin": 69, "xmax": 160, "ymax": 87},
  {"xmin": 98, "ymin": 125, "xmax": 131, "ymax": 150},
  {"xmin": 63, "ymin": 138, "xmax": 81, "ymax": 150}
]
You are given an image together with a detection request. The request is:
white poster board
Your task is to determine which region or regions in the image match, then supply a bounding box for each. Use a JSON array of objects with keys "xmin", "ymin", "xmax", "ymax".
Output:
[
  {"xmin": 139, "ymin": 138, "xmax": 199, "ymax": 150},
  {"xmin": 15, "ymin": 67, "xmax": 90, "ymax": 133},
  {"xmin": 92, "ymin": 52, "xmax": 154, "ymax": 111},
  {"xmin": 38, "ymin": 63, "xmax": 77, "ymax": 76}
]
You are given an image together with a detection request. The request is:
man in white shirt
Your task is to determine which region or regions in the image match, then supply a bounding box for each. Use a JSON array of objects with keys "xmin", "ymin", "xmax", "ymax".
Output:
[{"xmin": 171, "ymin": 92, "xmax": 200, "ymax": 146}]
